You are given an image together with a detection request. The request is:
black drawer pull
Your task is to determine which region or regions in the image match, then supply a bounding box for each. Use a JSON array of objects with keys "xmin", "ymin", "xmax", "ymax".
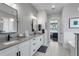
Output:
[
  {"xmin": 40, "ymin": 39, "xmax": 41, "ymax": 41},
  {"xmin": 33, "ymin": 43, "xmax": 36, "ymax": 45},
  {"xmin": 33, "ymin": 39, "xmax": 35, "ymax": 40}
]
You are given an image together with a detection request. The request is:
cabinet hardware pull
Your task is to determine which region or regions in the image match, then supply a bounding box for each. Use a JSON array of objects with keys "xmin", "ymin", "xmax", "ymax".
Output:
[
  {"xmin": 33, "ymin": 39, "xmax": 35, "ymax": 40},
  {"xmin": 33, "ymin": 43, "xmax": 36, "ymax": 45},
  {"xmin": 40, "ymin": 39, "xmax": 41, "ymax": 41}
]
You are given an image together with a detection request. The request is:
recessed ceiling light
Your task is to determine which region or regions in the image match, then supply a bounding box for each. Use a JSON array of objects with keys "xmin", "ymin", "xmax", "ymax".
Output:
[{"xmin": 51, "ymin": 5, "xmax": 55, "ymax": 9}]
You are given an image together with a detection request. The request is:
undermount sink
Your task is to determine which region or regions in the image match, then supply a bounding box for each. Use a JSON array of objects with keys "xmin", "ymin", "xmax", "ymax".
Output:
[{"xmin": 3, "ymin": 40, "xmax": 18, "ymax": 45}]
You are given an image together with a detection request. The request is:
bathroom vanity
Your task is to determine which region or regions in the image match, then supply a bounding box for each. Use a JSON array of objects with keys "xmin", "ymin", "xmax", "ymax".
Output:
[
  {"xmin": 0, "ymin": 3, "xmax": 48, "ymax": 56},
  {"xmin": 0, "ymin": 34, "xmax": 44, "ymax": 56},
  {"xmin": 0, "ymin": 27, "xmax": 47, "ymax": 56}
]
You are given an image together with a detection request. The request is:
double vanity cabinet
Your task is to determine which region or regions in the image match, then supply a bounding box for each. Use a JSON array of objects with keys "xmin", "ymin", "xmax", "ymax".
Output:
[
  {"xmin": 0, "ymin": 39, "xmax": 30, "ymax": 56},
  {"xmin": 0, "ymin": 34, "xmax": 44, "ymax": 56},
  {"xmin": 0, "ymin": 4, "xmax": 47, "ymax": 56}
]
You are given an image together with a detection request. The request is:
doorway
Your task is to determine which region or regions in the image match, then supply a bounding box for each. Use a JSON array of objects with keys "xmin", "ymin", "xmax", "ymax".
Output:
[{"xmin": 49, "ymin": 20, "xmax": 58, "ymax": 42}]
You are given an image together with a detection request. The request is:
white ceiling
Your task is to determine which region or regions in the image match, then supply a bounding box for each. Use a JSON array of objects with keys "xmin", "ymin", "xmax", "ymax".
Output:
[{"xmin": 32, "ymin": 3, "xmax": 69, "ymax": 15}]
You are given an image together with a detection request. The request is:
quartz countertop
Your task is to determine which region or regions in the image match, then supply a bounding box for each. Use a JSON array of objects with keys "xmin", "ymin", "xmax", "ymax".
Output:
[{"xmin": 0, "ymin": 33, "xmax": 44, "ymax": 51}]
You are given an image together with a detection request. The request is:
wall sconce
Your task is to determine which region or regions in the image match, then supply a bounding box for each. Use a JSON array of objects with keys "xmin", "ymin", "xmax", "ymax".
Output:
[
  {"xmin": 10, "ymin": 18, "xmax": 14, "ymax": 22},
  {"xmin": 30, "ymin": 14, "xmax": 37, "ymax": 20}
]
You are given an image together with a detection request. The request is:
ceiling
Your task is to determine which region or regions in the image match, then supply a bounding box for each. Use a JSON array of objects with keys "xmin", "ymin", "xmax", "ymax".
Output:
[{"xmin": 32, "ymin": 3, "xmax": 69, "ymax": 15}]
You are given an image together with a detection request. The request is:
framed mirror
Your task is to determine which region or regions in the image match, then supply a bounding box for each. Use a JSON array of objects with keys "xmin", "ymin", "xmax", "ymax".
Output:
[{"xmin": 0, "ymin": 3, "xmax": 18, "ymax": 33}]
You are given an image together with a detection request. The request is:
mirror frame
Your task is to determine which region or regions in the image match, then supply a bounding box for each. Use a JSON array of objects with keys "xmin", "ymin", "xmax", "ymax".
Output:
[{"xmin": 2, "ymin": 3, "xmax": 18, "ymax": 33}]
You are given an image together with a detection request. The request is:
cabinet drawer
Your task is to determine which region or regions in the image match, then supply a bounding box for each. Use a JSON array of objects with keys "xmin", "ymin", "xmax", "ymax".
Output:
[
  {"xmin": 31, "ymin": 38, "xmax": 37, "ymax": 43},
  {"xmin": 31, "ymin": 44, "xmax": 39, "ymax": 56},
  {"xmin": 31, "ymin": 37, "xmax": 38, "ymax": 47},
  {"xmin": 30, "ymin": 42, "xmax": 39, "ymax": 55},
  {"xmin": 31, "ymin": 42, "xmax": 38, "ymax": 49},
  {"xmin": 37, "ymin": 37, "xmax": 43, "ymax": 47}
]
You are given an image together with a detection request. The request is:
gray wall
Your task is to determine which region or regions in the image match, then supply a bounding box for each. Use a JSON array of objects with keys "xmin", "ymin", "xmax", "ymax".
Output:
[{"xmin": 16, "ymin": 3, "xmax": 38, "ymax": 34}]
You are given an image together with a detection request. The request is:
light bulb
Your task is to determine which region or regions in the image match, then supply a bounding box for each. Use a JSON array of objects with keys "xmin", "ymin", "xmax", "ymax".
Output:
[
  {"xmin": 51, "ymin": 5, "xmax": 55, "ymax": 9},
  {"xmin": 10, "ymin": 18, "xmax": 14, "ymax": 22}
]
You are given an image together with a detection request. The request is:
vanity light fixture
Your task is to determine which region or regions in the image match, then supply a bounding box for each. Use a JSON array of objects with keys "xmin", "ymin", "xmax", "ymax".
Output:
[
  {"xmin": 31, "ymin": 14, "xmax": 37, "ymax": 20},
  {"xmin": 10, "ymin": 18, "xmax": 14, "ymax": 22},
  {"xmin": 77, "ymin": 6, "xmax": 79, "ymax": 11},
  {"xmin": 51, "ymin": 5, "xmax": 55, "ymax": 9}
]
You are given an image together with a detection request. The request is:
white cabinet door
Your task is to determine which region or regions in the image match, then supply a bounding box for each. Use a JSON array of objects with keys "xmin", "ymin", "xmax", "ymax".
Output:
[
  {"xmin": 40, "ymin": 35, "xmax": 43, "ymax": 45},
  {"xmin": 0, "ymin": 45, "xmax": 18, "ymax": 56},
  {"xmin": 37, "ymin": 35, "xmax": 43, "ymax": 47},
  {"xmin": 18, "ymin": 41, "xmax": 30, "ymax": 56},
  {"xmin": 43, "ymin": 33, "xmax": 48, "ymax": 46},
  {"xmin": 37, "ymin": 36, "xmax": 42, "ymax": 47},
  {"xmin": 30, "ymin": 35, "xmax": 44, "ymax": 56},
  {"xmin": 30, "ymin": 38, "xmax": 37, "ymax": 56}
]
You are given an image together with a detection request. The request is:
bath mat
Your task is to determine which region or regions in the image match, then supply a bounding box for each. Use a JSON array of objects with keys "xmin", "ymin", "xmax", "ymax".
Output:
[{"xmin": 38, "ymin": 46, "xmax": 48, "ymax": 53}]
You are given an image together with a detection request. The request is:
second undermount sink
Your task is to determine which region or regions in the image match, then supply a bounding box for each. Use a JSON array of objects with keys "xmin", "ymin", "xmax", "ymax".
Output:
[{"xmin": 3, "ymin": 40, "xmax": 18, "ymax": 45}]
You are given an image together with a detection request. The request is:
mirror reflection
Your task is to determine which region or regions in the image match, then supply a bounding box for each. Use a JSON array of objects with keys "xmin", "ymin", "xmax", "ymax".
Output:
[{"xmin": 0, "ymin": 3, "xmax": 17, "ymax": 33}]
